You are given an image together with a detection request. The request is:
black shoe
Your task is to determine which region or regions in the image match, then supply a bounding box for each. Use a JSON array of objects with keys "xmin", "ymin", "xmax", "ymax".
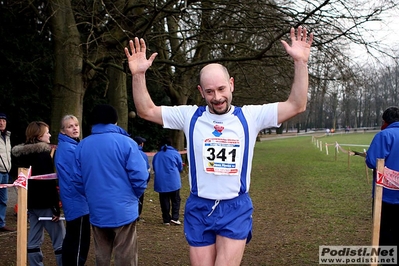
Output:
[{"xmin": 0, "ymin": 226, "xmax": 16, "ymax": 232}]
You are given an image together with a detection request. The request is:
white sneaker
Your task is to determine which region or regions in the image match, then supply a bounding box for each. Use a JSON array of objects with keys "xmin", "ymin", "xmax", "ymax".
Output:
[{"xmin": 170, "ymin": 220, "xmax": 181, "ymax": 225}]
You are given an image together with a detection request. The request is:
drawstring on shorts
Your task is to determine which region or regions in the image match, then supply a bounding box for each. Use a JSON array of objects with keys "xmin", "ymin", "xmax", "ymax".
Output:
[{"xmin": 208, "ymin": 200, "xmax": 220, "ymax": 216}]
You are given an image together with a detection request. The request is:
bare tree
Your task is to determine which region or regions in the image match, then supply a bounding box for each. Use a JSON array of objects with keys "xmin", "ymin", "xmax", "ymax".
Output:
[{"xmin": 6, "ymin": 0, "xmax": 398, "ymax": 142}]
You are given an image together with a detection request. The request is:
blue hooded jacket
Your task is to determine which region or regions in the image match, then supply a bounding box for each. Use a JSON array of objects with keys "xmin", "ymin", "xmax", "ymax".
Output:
[
  {"xmin": 138, "ymin": 145, "xmax": 150, "ymax": 180},
  {"xmin": 72, "ymin": 124, "xmax": 148, "ymax": 227},
  {"xmin": 366, "ymin": 122, "xmax": 399, "ymax": 204},
  {"xmin": 55, "ymin": 133, "xmax": 89, "ymax": 221},
  {"xmin": 153, "ymin": 145, "xmax": 183, "ymax": 193}
]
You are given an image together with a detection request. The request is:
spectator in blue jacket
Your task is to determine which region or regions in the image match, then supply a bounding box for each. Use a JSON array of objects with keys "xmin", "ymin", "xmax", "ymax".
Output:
[
  {"xmin": 152, "ymin": 137, "xmax": 183, "ymax": 225},
  {"xmin": 133, "ymin": 136, "xmax": 150, "ymax": 221},
  {"xmin": 55, "ymin": 115, "xmax": 90, "ymax": 266},
  {"xmin": 366, "ymin": 106, "xmax": 399, "ymax": 252},
  {"xmin": 72, "ymin": 104, "xmax": 148, "ymax": 266}
]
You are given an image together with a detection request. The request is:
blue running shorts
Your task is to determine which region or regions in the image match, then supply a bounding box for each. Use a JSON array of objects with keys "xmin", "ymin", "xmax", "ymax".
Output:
[{"xmin": 184, "ymin": 193, "xmax": 253, "ymax": 247}]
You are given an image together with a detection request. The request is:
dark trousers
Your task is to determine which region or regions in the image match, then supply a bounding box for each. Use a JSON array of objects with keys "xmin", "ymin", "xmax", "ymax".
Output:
[
  {"xmin": 138, "ymin": 194, "xmax": 144, "ymax": 217},
  {"xmin": 159, "ymin": 190, "xmax": 181, "ymax": 223},
  {"xmin": 62, "ymin": 214, "xmax": 91, "ymax": 266},
  {"xmin": 379, "ymin": 202, "xmax": 399, "ymax": 245},
  {"xmin": 92, "ymin": 221, "xmax": 138, "ymax": 266},
  {"xmin": 375, "ymin": 201, "xmax": 399, "ymax": 266},
  {"xmin": 138, "ymin": 175, "xmax": 150, "ymax": 219}
]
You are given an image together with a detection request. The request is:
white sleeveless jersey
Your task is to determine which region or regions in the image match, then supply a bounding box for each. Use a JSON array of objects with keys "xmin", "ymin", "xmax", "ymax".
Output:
[{"xmin": 162, "ymin": 103, "xmax": 279, "ymax": 200}]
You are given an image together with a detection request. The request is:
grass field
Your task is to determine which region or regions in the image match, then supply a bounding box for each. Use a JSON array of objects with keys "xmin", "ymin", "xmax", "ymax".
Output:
[
  {"xmin": 0, "ymin": 131, "xmax": 378, "ymax": 265},
  {"xmin": 244, "ymin": 132, "xmax": 375, "ymax": 265}
]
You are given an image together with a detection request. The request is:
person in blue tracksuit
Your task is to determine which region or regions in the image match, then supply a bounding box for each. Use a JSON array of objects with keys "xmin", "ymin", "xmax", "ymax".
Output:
[
  {"xmin": 152, "ymin": 137, "xmax": 183, "ymax": 225},
  {"xmin": 133, "ymin": 136, "xmax": 150, "ymax": 221},
  {"xmin": 71, "ymin": 104, "xmax": 148, "ymax": 266},
  {"xmin": 366, "ymin": 106, "xmax": 399, "ymax": 255},
  {"xmin": 55, "ymin": 115, "xmax": 90, "ymax": 266}
]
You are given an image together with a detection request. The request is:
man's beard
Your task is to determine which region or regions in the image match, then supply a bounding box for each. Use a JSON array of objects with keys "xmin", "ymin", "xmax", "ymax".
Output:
[{"xmin": 209, "ymin": 101, "xmax": 231, "ymax": 115}]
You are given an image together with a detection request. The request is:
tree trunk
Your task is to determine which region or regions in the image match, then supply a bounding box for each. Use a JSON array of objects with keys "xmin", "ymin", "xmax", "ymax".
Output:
[
  {"xmin": 49, "ymin": 0, "xmax": 84, "ymax": 141},
  {"xmin": 107, "ymin": 65, "xmax": 128, "ymax": 131}
]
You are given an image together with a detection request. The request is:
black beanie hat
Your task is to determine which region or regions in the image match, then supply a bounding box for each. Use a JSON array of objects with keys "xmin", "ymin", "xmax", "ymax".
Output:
[
  {"xmin": 133, "ymin": 136, "xmax": 146, "ymax": 145},
  {"xmin": 91, "ymin": 104, "xmax": 118, "ymax": 125},
  {"xmin": 0, "ymin": 113, "xmax": 7, "ymax": 121}
]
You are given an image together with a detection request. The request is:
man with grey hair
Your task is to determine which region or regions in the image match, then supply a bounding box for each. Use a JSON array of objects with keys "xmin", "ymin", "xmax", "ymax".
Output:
[{"xmin": 0, "ymin": 112, "xmax": 14, "ymax": 232}]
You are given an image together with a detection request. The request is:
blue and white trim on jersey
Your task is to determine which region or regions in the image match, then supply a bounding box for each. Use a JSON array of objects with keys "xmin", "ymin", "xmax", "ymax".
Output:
[
  {"xmin": 188, "ymin": 106, "xmax": 250, "ymax": 196},
  {"xmin": 162, "ymin": 103, "xmax": 279, "ymax": 200}
]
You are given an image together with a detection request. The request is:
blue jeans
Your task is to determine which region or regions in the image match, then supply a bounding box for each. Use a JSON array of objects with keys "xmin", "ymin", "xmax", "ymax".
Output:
[
  {"xmin": 0, "ymin": 172, "xmax": 9, "ymax": 228},
  {"xmin": 28, "ymin": 208, "xmax": 65, "ymax": 266}
]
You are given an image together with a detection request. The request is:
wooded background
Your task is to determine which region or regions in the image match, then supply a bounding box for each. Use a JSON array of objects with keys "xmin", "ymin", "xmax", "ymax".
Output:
[{"xmin": 1, "ymin": 0, "xmax": 398, "ymax": 151}]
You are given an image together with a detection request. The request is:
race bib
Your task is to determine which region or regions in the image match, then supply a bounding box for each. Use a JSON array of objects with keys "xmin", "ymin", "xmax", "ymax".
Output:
[{"xmin": 203, "ymin": 137, "xmax": 241, "ymax": 175}]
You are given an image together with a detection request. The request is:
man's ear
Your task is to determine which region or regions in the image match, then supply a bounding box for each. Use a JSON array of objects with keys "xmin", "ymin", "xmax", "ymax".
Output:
[
  {"xmin": 230, "ymin": 77, "xmax": 235, "ymax": 93},
  {"xmin": 197, "ymin": 85, "xmax": 205, "ymax": 98}
]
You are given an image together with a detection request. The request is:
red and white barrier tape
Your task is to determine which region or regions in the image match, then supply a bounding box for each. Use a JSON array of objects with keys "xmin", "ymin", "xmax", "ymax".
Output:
[
  {"xmin": 377, "ymin": 167, "xmax": 399, "ymax": 190},
  {"xmin": 0, "ymin": 167, "xmax": 57, "ymax": 189}
]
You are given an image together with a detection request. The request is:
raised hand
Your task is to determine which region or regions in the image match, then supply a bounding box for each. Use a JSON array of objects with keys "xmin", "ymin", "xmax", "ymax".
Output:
[
  {"xmin": 124, "ymin": 37, "xmax": 158, "ymax": 75},
  {"xmin": 280, "ymin": 26, "xmax": 313, "ymax": 64}
]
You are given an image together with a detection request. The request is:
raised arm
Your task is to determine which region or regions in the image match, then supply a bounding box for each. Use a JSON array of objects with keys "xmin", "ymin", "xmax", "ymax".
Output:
[
  {"xmin": 124, "ymin": 38, "xmax": 163, "ymax": 125},
  {"xmin": 278, "ymin": 26, "xmax": 313, "ymax": 124}
]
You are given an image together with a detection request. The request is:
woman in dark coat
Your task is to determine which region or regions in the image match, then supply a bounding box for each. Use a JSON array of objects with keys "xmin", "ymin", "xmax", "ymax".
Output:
[{"xmin": 12, "ymin": 121, "xmax": 65, "ymax": 266}]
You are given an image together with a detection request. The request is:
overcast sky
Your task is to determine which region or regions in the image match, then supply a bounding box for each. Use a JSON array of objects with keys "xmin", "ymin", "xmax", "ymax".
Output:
[{"xmin": 350, "ymin": 7, "xmax": 399, "ymax": 66}]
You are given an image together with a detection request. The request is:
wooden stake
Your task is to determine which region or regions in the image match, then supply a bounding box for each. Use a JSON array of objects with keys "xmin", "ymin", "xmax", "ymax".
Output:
[
  {"xmin": 348, "ymin": 149, "xmax": 351, "ymax": 169},
  {"xmin": 364, "ymin": 149, "xmax": 369, "ymax": 184},
  {"xmin": 335, "ymin": 144, "xmax": 337, "ymax": 161},
  {"xmin": 370, "ymin": 159, "xmax": 384, "ymax": 266},
  {"xmin": 17, "ymin": 168, "xmax": 29, "ymax": 266}
]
